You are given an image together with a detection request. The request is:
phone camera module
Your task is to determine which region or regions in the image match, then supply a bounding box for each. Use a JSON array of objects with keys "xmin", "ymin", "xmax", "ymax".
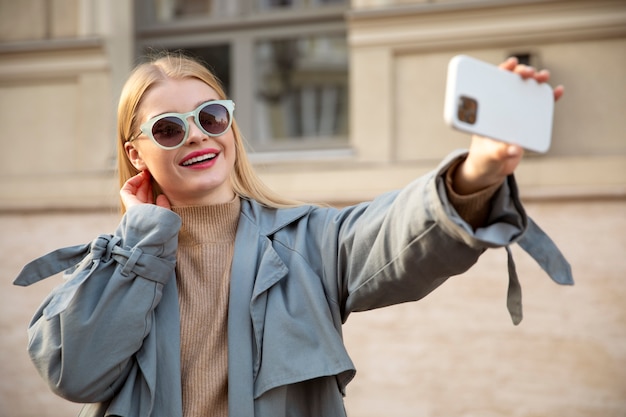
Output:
[{"xmin": 457, "ymin": 96, "xmax": 478, "ymax": 125}]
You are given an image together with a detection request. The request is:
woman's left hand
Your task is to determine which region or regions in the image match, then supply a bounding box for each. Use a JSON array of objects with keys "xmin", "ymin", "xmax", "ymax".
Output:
[
  {"xmin": 452, "ymin": 57, "xmax": 565, "ymax": 195},
  {"xmin": 120, "ymin": 170, "xmax": 171, "ymax": 211}
]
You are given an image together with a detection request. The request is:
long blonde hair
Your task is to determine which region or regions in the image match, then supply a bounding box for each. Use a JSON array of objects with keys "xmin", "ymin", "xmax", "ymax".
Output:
[{"xmin": 116, "ymin": 52, "xmax": 303, "ymax": 213}]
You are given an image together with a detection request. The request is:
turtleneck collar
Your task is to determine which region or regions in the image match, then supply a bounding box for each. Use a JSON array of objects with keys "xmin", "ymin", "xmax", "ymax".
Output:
[{"xmin": 172, "ymin": 196, "xmax": 241, "ymax": 246}]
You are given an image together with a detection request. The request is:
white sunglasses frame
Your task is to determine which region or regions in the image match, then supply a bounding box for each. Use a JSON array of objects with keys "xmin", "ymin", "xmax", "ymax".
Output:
[{"xmin": 131, "ymin": 99, "xmax": 235, "ymax": 150}]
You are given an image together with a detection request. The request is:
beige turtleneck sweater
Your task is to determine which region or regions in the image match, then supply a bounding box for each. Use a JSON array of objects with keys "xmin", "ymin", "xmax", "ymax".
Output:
[{"xmin": 172, "ymin": 197, "xmax": 241, "ymax": 417}]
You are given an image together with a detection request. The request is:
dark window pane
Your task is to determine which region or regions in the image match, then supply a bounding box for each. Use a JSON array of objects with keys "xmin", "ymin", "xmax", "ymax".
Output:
[
  {"xmin": 257, "ymin": 0, "xmax": 346, "ymax": 10},
  {"xmin": 141, "ymin": 45, "xmax": 231, "ymax": 96},
  {"xmin": 254, "ymin": 34, "xmax": 348, "ymax": 147},
  {"xmin": 153, "ymin": 0, "xmax": 240, "ymax": 21}
]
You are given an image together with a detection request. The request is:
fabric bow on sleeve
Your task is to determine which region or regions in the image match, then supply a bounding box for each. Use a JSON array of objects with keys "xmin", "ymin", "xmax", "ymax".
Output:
[{"xmin": 14, "ymin": 234, "xmax": 175, "ymax": 320}]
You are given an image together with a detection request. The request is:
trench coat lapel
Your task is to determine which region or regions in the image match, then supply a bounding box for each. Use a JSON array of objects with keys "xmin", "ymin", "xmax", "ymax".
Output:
[
  {"xmin": 227, "ymin": 213, "xmax": 257, "ymax": 417},
  {"xmin": 227, "ymin": 199, "xmax": 310, "ymax": 415}
]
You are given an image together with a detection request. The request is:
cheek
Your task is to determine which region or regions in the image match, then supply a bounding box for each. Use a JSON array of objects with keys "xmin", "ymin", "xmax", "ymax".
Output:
[
  {"xmin": 146, "ymin": 161, "xmax": 178, "ymax": 195},
  {"xmin": 223, "ymin": 134, "xmax": 238, "ymax": 165},
  {"xmin": 138, "ymin": 150, "xmax": 175, "ymax": 177}
]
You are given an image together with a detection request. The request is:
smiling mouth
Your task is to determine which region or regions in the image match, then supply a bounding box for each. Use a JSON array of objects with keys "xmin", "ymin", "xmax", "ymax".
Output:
[{"xmin": 181, "ymin": 153, "xmax": 217, "ymax": 167}]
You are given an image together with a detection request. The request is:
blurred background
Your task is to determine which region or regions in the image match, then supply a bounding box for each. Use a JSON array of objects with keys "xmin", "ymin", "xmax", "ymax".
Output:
[{"xmin": 1, "ymin": 0, "xmax": 624, "ymax": 416}]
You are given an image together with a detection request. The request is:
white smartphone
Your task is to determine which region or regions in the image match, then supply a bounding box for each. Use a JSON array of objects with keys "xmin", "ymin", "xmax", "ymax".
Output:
[{"xmin": 444, "ymin": 55, "xmax": 554, "ymax": 153}]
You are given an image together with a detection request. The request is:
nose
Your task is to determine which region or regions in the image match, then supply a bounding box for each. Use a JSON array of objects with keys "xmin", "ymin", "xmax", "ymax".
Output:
[{"xmin": 185, "ymin": 116, "xmax": 208, "ymax": 145}]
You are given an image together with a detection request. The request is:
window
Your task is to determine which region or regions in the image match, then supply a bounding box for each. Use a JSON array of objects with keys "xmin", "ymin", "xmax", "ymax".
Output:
[
  {"xmin": 152, "ymin": 0, "xmax": 240, "ymax": 21},
  {"xmin": 254, "ymin": 35, "xmax": 348, "ymax": 147},
  {"xmin": 258, "ymin": 0, "xmax": 346, "ymax": 9},
  {"xmin": 175, "ymin": 44, "xmax": 231, "ymax": 95},
  {"xmin": 135, "ymin": 0, "xmax": 349, "ymax": 153}
]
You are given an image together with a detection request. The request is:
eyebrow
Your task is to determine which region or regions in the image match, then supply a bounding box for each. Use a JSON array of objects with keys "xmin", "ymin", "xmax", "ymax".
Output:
[
  {"xmin": 193, "ymin": 98, "xmax": 220, "ymax": 108},
  {"xmin": 147, "ymin": 99, "xmax": 221, "ymax": 119}
]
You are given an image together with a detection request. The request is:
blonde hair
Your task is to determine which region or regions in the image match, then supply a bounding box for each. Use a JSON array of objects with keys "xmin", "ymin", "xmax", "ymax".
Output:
[{"xmin": 116, "ymin": 52, "xmax": 303, "ymax": 213}]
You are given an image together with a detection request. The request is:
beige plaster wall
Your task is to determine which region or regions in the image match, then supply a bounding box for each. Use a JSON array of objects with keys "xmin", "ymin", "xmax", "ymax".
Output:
[
  {"xmin": 0, "ymin": 72, "xmax": 112, "ymax": 175},
  {"xmin": 0, "ymin": 47, "xmax": 118, "ymax": 209},
  {"xmin": 0, "ymin": 0, "xmax": 133, "ymax": 210},
  {"xmin": 0, "ymin": 0, "xmax": 80, "ymax": 41}
]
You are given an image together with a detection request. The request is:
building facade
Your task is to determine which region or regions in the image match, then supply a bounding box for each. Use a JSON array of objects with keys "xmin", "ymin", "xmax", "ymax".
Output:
[{"xmin": 1, "ymin": 0, "xmax": 625, "ymax": 210}]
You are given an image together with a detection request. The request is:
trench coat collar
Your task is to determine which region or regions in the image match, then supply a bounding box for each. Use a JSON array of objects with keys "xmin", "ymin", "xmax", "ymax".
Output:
[{"xmin": 239, "ymin": 198, "xmax": 313, "ymax": 236}]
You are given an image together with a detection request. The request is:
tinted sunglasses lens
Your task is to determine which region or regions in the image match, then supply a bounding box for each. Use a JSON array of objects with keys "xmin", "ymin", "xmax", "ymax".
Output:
[
  {"xmin": 199, "ymin": 103, "xmax": 230, "ymax": 135},
  {"xmin": 151, "ymin": 117, "xmax": 186, "ymax": 148}
]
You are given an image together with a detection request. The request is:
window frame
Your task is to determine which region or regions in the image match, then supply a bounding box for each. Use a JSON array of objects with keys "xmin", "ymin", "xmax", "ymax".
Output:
[{"xmin": 134, "ymin": 0, "xmax": 350, "ymax": 154}]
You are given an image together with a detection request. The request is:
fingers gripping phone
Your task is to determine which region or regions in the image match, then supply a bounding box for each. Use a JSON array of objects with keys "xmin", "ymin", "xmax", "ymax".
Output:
[{"xmin": 444, "ymin": 55, "xmax": 554, "ymax": 153}]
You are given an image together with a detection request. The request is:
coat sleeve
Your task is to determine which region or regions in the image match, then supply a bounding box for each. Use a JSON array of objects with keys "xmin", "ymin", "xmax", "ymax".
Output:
[
  {"xmin": 329, "ymin": 150, "xmax": 528, "ymax": 320},
  {"xmin": 18, "ymin": 205, "xmax": 181, "ymax": 403}
]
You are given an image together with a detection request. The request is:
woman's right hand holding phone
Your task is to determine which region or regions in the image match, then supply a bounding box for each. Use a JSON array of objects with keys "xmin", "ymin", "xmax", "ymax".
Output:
[{"xmin": 452, "ymin": 57, "xmax": 565, "ymax": 195}]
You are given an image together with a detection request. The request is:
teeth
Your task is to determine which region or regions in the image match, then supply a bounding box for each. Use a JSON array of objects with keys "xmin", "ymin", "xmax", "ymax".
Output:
[{"xmin": 182, "ymin": 153, "xmax": 216, "ymax": 166}]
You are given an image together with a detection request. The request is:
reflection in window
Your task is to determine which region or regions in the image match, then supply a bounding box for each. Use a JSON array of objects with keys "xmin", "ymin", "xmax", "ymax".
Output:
[
  {"xmin": 257, "ymin": 0, "xmax": 346, "ymax": 10},
  {"xmin": 255, "ymin": 34, "xmax": 348, "ymax": 147},
  {"xmin": 153, "ymin": 0, "xmax": 240, "ymax": 21}
]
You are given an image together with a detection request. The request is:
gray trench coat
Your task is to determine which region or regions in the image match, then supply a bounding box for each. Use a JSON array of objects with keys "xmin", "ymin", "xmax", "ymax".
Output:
[{"xmin": 14, "ymin": 151, "xmax": 572, "ymax": 417}]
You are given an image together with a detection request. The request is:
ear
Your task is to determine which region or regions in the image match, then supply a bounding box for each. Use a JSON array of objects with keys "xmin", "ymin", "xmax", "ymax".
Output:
[{"xmin": 124, "ymin": 142, "xmax": 148, "ymax": 171}]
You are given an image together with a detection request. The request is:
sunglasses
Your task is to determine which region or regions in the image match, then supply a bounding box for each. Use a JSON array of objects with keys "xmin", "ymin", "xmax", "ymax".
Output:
[{"xmin": 131, "ymin": 100, "xmax": 235, "ymax": 150}]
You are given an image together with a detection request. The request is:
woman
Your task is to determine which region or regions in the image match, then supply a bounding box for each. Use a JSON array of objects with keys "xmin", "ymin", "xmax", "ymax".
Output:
[{"xmin": 15, "ymin": 53, "xmax": 570, "ymax": 417}]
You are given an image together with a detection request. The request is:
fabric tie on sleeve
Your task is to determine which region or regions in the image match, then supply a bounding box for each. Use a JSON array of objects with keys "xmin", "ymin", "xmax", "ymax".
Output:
[
  {"xmin": 14, "ymin": 234, "xmax": 175, "ymax": 320},
  {"xmin": 505, "ymin": 217, "xmax": 574, "ymax": 325},
  {"xmin": 518, "ymin": 218, "xmax": 574, "ymax": 286}
]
